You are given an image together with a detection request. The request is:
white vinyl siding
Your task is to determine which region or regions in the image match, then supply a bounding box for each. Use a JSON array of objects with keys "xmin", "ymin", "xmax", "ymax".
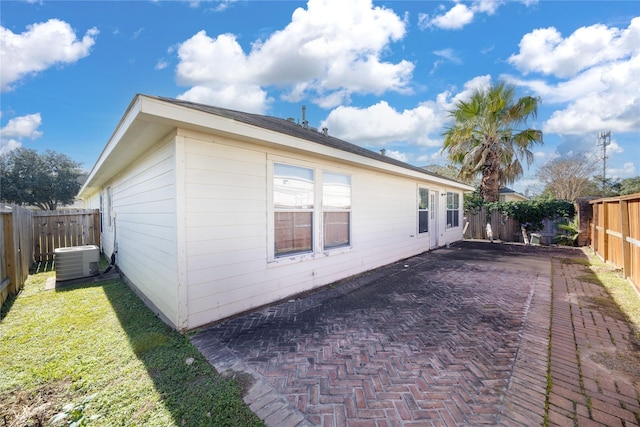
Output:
[
  {"xmin": 182, "ymin": 135, "xmax": 268, "ymax": 327},
  {"xmin": 78, "ymin": 95, "xmax": 472, "ymax": 331},
  {"xmin": 105, "ymin": 137, "xmax": 179, "ymax": 326},
  {"xmin": 182, "ymin": 139, "xmax": 459, "ymax": 328}
]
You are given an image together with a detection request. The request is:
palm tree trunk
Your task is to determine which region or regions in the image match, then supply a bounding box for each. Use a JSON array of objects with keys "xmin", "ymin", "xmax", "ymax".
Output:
[{"xmin": 481, "ymin": 151, "xmax": 500, "ymax": 202}]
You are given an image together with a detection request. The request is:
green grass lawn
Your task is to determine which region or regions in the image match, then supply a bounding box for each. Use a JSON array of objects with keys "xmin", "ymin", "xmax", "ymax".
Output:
[{"xmin": 0, "ymin": 268, "xmax": 264, "ymax": 427}]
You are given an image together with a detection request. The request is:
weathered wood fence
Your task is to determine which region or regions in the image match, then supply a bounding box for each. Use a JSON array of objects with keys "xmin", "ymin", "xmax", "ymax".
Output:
[
  {"xmin": 1, "ymin": 207, "xmax": 101, "ymax": 308},
  {"xmin": 1, "ymin": 205, "xmax": 34, "ymax": 308},
  {"xmin": 464, "ymin": 207, "xmax": 558, "ymax": 244},
  {"xmin": 590, "ymin": 193, "xmax": 640, "ymax": 291},
  {"xmin": 33, "ymin": 209, "xmax": 101, "ymax": 261},
  {"xmin": 464, "ymin": 208, "xmax": 521, "ymax": 241}
]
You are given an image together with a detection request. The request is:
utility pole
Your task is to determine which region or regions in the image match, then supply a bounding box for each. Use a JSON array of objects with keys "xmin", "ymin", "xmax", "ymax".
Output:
[{"xmin": 597, "ymin": 130, "xmax": 611, "ymax": 192}]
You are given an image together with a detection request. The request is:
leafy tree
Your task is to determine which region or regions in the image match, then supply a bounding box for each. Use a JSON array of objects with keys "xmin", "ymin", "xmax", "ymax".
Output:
[
  {"xmin": 442, "ymin": 81, "xmax": 543, "ymax": 202},
  {"xmin": 0, "ymin": 148, "xmax": 82, "ymax": 210},
  {"xmin": 536, "ymin": 153, "xmax": 598, "ymax": 201},
  {"xmin": 422, "ymin": 164, "xmax": 479, "ymax": 186},
  {"xmin": 586, "ymin": 175, "xmax": 621, "ymax": 198},
  {"xmin": 619, "ymin": 176, "xmax": 640, "ymax": 195}
]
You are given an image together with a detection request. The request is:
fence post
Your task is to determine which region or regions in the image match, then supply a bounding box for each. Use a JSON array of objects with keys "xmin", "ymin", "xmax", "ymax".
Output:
[
  {"xmin": 602, "ymin": 201, "xmax": 609, "ymax": 262},
  {"xmin": 3, "ymin": 213, "xmax": 17, "ymax": 294},
  {"xmin": 620, "ymin": 199, "xmax": 630, "ymax": 281}
]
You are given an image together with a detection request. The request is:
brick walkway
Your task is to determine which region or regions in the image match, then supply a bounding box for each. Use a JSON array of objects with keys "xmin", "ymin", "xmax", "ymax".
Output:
[{"xmin": 191, "ymin": 241, "xmax": 640, "ymax": 426}]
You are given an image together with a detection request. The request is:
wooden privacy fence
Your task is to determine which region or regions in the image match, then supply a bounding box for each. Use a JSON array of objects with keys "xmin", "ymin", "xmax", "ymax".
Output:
[
  {"xmin": 464, "ymin": 208, "xmax": 521, "ymax": 241},
  {"xmin": 590, "ymin": 193, "xmax": 640, "ymax": 291},
  {"xmin": 1, "ymin": 207, "xmax": 101, "ymax": 309},
  {"xmin": 464, "ymin": 208, "xmax": 559, "ymax": 244},
  {"xmin": 33, "ymin": 209, "xmax": 101, "ymax": 261},
  {"xmin": 1, "ymin": 205, "xmax": 34, "ymax": 307}
]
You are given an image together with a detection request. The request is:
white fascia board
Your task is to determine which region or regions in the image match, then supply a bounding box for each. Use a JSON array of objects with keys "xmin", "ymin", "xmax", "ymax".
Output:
[{"xmin": 78, "ymin": 96, "xmax": 143, "ymax": 197}]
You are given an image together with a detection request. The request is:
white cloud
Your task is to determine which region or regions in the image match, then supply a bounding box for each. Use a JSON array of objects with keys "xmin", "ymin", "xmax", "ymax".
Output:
[
  {"xmin": 421, "ymin": 3, "xmax": 474, "ymax": 30},
  {"xmin": 180, "ymin": 0, "xmax": 239, "ymax": 11},
  {"xmin": 132, "ymin": 27, "xmax": 144, "ymax": 39},
  {"xmin": 419, "ymin": 0, "xmax": 510, "ymax": 31},
  {"xmin": 609, "ymin": 162, "xmax": 636, "ymax": 179},
  {"xmin": 0, "ymin": 19, "xmax": 98, "ymax": 92},
  {"xmin": 175, "ymin": 0, "xmax": 412, "ymax": 113},
  {"xmin": 177, "ymin": 84, "xmax": 272, "ymax": 114},
  {"xmin": 320, "ymin": 75, "xmax": 493, "ymax": 149},
  {"xmin": 383, "ymin": 149, "xmax": 408, "ymax": 163},
  {"xmin": 321, "ymin": 101, "xmax": 442, "ymax": 148},
  {"xmin": 506, "ymin": 18, "xmax": 640, "ymax": 136},
  {"xmin": 508, "ymin": 18, "xmax": 640, "ymax": 78},
  {"xmin": 0, "ymin": 113, "xmax": 43, "ymax": 155},
  {"xmin": 541, "ymin": 52, "xmax": 640, "ymax": 135},
  {"xmin": 433, "ymin": 48, "xmax": 462, "ymax": 64},
  {"xmin": 155, "ymin": 59, "xmax": 169, "ymax": 70}
]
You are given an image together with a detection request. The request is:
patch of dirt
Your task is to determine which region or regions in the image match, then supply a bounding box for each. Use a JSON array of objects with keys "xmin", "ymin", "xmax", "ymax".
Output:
[
  {"xmin": 0, "ymin": 381, "xmax": 72, "ymax": 427},
  {"xmin": 591, "ymin": 350, "xmax": 640, "ymax": 378},
  {"xmin": 582, "ymin": 296, "xmax": 628, "ymax": 323},
  {"xmin": 221, "ymin": 370, "xmax": 256, "ymax": 397}
]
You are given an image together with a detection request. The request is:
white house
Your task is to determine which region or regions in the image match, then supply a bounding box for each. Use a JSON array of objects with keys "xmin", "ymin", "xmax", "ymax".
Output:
[
  {"xmin": 78, "ymin": 95, "xmax": 473, "ymax": 330},
  {"xmin": 499, "ymin": 187, "xmax": 529, "ymax": 202}
]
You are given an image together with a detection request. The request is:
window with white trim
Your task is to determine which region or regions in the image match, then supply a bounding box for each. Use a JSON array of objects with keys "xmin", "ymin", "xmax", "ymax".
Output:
[
  {"xmin": 446, "ymin": 192, "xmax": 460, "ymax": 228},
  {"xmin": 323, "ymin": 172, "xmax": 351, "ymax": 249},
  {"xmin": 418, "ymin": 188, "xmax": 429, "ymax": 233},
  {"xmin": 273, "ymin": 164, "xmax": 314, "ymax": 256},
  {"xmin": 272, "ymin": 162, "xmax": 351, "ymax": 259}
]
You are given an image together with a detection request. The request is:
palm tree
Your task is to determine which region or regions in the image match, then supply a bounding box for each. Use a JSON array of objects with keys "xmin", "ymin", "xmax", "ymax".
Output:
[{"xmin": 442, "ymin": 82, "xmax": 543, "ymax": 202}]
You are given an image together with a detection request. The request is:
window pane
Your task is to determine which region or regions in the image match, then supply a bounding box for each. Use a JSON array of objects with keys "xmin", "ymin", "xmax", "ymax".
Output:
[
  {"xmin": 418, "ymin": 211, "xmax": 429, "ymax": 233},
  {"xmin": 419, "ymin": 188, "xmax": 429, "ymax": 210},
  {"xmin": 275, "ymin": 211, "xmax": 312, "ymax": 256},
  {"xmin": 446, "ymin": 209, "xmax": 459, "ymax": 228},
  {"xmin": 274, "ymin": 164, "xmax": 314, "ymax": 209},
  {"xmin": 323, "ymin": 212, "xmax": 349, "ymax": 249},
  {"xmin": 430, "ymin": 194, "xmax": 435, "ymax": 220},
  {"xmin": 446, "ymin": 192, "xmax": 459, "ymax": 209},
  {"xmin": 323, "ymin": 172, "xmax": 351, "ymax": 209}
]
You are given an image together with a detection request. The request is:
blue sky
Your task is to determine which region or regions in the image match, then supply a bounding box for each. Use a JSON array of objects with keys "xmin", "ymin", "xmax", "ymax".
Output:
[{"xmin": 1, "ymin": 0, "xmax": 638, "ymax": 195}]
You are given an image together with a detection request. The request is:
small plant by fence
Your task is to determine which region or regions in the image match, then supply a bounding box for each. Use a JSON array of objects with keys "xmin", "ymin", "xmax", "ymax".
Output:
[
  {"xmin": 590, "ymin": 193, "xmax": 640, "ymax": 291},
  {"xmin": 1, "ymin": 207, "xmax": 100, "ymax": 308}
]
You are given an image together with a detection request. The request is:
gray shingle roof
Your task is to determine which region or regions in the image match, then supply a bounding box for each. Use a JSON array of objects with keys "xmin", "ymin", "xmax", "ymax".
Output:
[{"xmin": 151, "ymin": 95, "xmax": 459, "ymax": 183}]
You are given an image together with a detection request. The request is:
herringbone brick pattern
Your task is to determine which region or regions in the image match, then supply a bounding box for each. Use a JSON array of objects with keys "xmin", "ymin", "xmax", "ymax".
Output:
[
  {"xmin": 196, "ymin": 256, "xmax": 534, "ymax": 426},
  {"xmin": 546, "ymin": 259, "xmax": 640, "ymax": 426},
  {"xmin": 191, "ymin": 242, "xmax": 640, "ymax": 426}
]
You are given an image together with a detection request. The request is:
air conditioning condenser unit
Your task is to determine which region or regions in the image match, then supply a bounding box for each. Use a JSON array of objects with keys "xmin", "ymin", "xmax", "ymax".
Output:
[{"xmin": 55, "ymin": 245, "xmax": 100, "ymax": 281}]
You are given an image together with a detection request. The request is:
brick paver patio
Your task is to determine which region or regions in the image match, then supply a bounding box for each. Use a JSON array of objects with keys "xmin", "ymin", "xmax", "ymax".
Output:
[{"xmin": 191, "ymin": 241, "xmax": 640, "ymax": 426}]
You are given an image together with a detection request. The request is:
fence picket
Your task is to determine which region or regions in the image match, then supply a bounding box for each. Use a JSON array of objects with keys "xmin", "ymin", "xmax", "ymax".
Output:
[{"xmin": 31, "ymin": 209, "xmax": 101, "ymax": 262}]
